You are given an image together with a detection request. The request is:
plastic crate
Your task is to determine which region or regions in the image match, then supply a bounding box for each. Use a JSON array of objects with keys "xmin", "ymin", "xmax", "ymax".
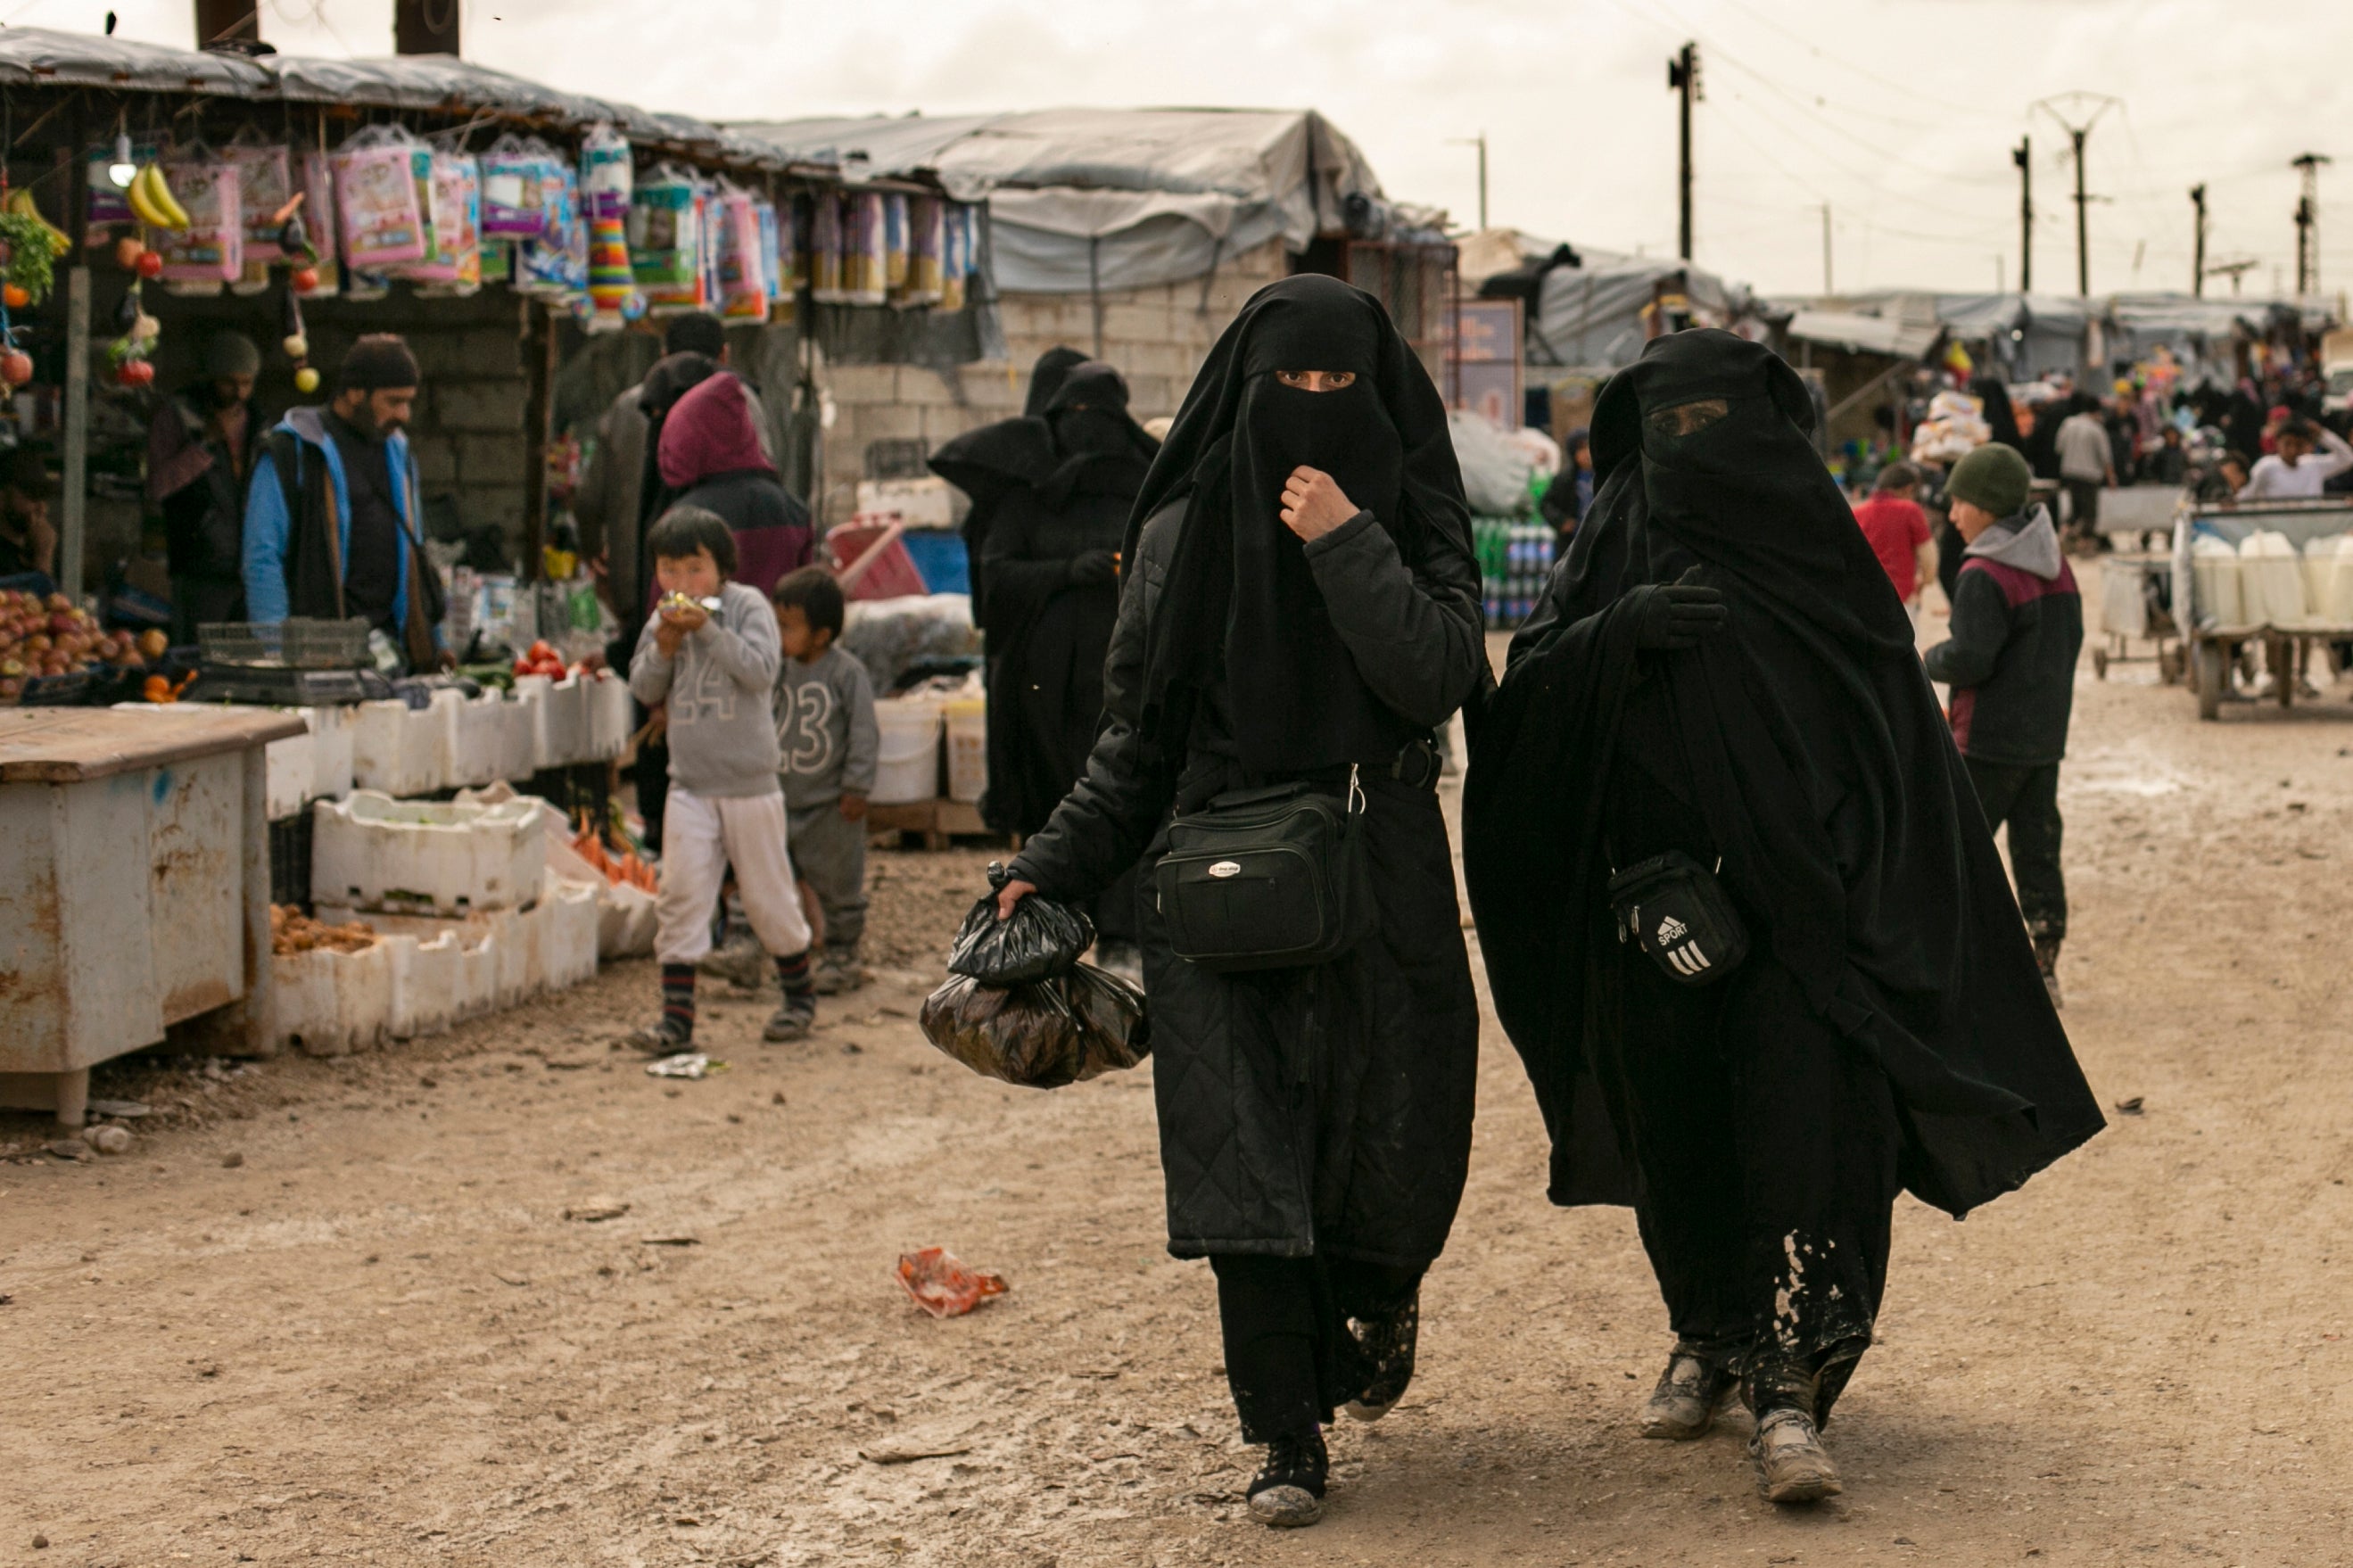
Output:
[
  {"xmin": 310, "ymin": 790, "xmax": 547, "ymax": 916},
  {"xmin": 200, "ymin": 617, "xmax": 371, "ymax": 670}
]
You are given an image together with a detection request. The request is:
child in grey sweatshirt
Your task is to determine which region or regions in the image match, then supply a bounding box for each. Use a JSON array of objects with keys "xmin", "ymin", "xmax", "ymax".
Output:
[
  {"xmin": 771, "ymin": 567, "xmax": 879, "ymax": 993},
  {"xmin": 625, "ymin": 508, "xmax": 816, "ymax": 1049}
]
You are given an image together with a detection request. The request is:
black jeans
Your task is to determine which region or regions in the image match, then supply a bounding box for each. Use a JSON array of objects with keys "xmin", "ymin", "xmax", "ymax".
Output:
[
  {"xmin": 1966, "ymin": 757, "xmax": 2066, "ymax": 942},
  {"xmin": 1210, "ymin": 1253, "xmax": 1422, "ymax": 1442},
  {"xmin": 2060, "ymin": 477, "xmax": 2102, "ymax": 541}
]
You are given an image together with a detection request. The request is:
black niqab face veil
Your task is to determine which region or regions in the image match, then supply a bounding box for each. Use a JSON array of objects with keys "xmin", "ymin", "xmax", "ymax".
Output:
[{"xmin": 1132, "ymin": 273, "xmax": 1473, "ymax": 772}]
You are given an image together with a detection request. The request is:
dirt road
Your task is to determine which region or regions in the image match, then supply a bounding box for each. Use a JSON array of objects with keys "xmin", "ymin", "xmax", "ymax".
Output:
[{"xmin": 6, "ymin": 581, "xmax": 2352, "ymax": 1566}]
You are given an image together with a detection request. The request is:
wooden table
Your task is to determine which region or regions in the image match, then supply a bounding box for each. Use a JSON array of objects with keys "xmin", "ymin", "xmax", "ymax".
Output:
[{"xmin": 0, "ymin": 706, "xmax": 306, "ymax": 1127}]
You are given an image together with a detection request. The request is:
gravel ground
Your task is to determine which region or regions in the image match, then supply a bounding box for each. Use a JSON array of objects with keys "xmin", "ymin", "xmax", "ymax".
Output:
[{"xmin": 4, "ymin": 565, "xmax": 2351, "ymax": 1567}]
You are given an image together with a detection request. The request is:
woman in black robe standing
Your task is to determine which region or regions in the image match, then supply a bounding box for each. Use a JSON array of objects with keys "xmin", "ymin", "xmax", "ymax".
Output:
[
  {"xmin": 974, "ymin": 362, "xmax": 1158, "ymax": 945},
  {"xmin": 1465, "ymin": 329, "xmax": 2102, "ymax": 1507},
  {"xmin": 995, "ymin": 276, "xmax": 1487, "ymax": 1528}
]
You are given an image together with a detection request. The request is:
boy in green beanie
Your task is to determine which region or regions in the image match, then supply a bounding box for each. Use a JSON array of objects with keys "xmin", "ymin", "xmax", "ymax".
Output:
[{"xmin": 1923, "ymin": 442, "xmax": 2082, "ymax": 1004}]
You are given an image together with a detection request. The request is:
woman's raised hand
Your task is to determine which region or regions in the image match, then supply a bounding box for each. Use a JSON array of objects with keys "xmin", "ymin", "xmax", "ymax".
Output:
[{"xmin": 1279, "ymin": 466, "xmax": 1358, "ymax": 541}]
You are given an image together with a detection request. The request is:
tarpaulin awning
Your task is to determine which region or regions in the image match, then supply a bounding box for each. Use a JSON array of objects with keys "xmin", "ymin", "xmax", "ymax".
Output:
[{"xmin": 1785, "ymin": 308, "xmax": 1942, "ymax": 359}]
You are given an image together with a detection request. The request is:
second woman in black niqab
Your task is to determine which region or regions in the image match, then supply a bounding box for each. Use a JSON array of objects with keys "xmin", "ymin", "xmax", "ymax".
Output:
[
  {"xmin": 996, "ymin": 274, "xmax": 1488, "ymax": 1528},
  {"xmin": 975, "ymin": 361, "xmax": 1157, "ymax": 939},
  {"xmin": 1465, "ymin": 328, "xmax": 2103, "ymax": 1507}
]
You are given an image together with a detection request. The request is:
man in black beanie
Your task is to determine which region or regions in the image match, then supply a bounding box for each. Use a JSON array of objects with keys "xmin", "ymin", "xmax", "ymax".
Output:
[{"xmin": 244, "ymin": 333, "xmax": 447, "ymax": 672}]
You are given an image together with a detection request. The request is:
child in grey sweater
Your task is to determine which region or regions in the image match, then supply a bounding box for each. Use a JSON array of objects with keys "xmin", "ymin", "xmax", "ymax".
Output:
[
  {"xmin": 626, "ymin": 508, "xmax": 816, "ymax": 1048},
  {"xmin": 771, "ymin": 567, "xmax": 879, "ymax": 993}
]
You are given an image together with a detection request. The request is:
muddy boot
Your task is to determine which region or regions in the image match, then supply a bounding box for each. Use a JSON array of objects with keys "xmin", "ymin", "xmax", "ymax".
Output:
[
  {"xmin": 1341, "ymin": 1290, "xmax": 1420, "ymax": 1423},
  {"xmin": 623, "ymin": 1016, "xmax": 692, "ymax": 1055},
  {"xmin": 811, "ymin": 941, "xmax": 865, "ymax": 995},
  {"xmin": 2033, "ymin": 936, "xmax": 2063, "ymax": 1010},
  {"xmin": 698, "ymin": 932, "xmax": 768, "ymax": 991},
  {"xmin": 1246, "ymin": 1427, "xmax": 1327, "ymax": 1527},
  {"xmin": 1638, "ymin": 1343, "xmax": 1738, "ymax": 1440},
  {"xmin": 1745, "ymin": 1361, "xmax": 1840, "ymax": 1504},
  {"xmin": 764, "ymin": 950, "xmax": 817, "ymax": 1042}
]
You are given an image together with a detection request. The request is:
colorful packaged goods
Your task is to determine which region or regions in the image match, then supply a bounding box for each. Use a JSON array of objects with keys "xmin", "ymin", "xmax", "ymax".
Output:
[
  {"xmin": 405, "ymin": 151, "xmax": 482, "ymax": 293},
  {"xmin": 843, "ymin": 191, "xmax": 888, "ymax": 305},
  {"xmin": 881, "ymin": 192, "xmax": 911, "ymax": 293},
  {"xmin": 580, "ymin": 123, "xmax": 635, "ymax": 329},
  {"xmin": 808, "ymin": 190, "xmax": 846, "ymax": 303},
  {"xmin": 629, "ymin": 166, "xmax": 707, "ymax": 313},
  {"xmin": 331, "ymin": 128, "xmax": 431, "ymax": 269},
  {"xmin": 939, "ymin": 202, "xmax": 975, "ymax": 312},
  {"xmin": 480, "ymin": 135, "xmax": 561, "ymax": 240},
  {"xmin": 223, "ymin": 133, "xmax": 292, "ymax": 263},
  {"xmin": 715, "ymin": 186, "xmax": 768, "ymax": 324},
  {"xmin": 896, "ymin": 194, "xmax": 945, "ymax": 308},
  {"xmin": 516, "ymin": 162, "xmax": 583, "ymax": 299},
  {"xmin": 156, "ymin": 151, "xmax": 242, "ymax": 288}
]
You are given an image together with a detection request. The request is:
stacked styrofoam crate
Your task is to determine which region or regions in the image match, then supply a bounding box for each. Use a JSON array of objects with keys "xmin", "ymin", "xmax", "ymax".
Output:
[
  {"xmin": 271, "ymin": 941, "xmax": 394, "ymax": 1057},
  {"xmin": 351, "ymin": 689, "xmax": 460, "ymax": 797},
  {"xmin": 311, "ymin": 791, "xmax": 546, "ymax": 916}
]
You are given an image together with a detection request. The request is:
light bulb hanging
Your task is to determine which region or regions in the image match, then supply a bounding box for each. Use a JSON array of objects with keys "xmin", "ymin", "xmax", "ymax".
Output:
[{"xmin": 107, "ymin": 131, "xmax": 136, "ymax": 190}]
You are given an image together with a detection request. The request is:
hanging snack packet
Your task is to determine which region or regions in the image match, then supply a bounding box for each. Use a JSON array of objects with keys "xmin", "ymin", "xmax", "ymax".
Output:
[
  {"xmin": 157, "ymin": 150, "xmax": 243, "ymax": 287},
  {"xmin": 224, "ymin": 133, "xmax": 291, "ymax": 264},
  {"xmin": 481, "ymin": 134, "xmax": 557, "ymax": 240},
  {"xmin": 808, "ymin": 191, "xmax": 846, "ymax": 303},
  {"xmin": 332, "ymin": 127, "xmax": 429, "ymax": 269},
  {"xmin": 716, "ymin": 186, "xmax": 768, "ymax": 323},
  {"xmin": 406, "ymin": 151, "xmax": 482, "ymax": 293},
  {"xmin": 897, "ymin": 194, "xmax": 945, "ymax": 309},
  {"xmin": 843, "ymin": 191, "xmax": 888, "ymax": 305},
  {"xmin": 629, "ymin": 166, "xmax": 706, "ymax": 313},
  {"xmin": 939, "ymin": 202, "xmax": 971, "ymax": 313},
  {"xmin": 882, "ymin": 192, "xmax": 912, "ymax": 293}
]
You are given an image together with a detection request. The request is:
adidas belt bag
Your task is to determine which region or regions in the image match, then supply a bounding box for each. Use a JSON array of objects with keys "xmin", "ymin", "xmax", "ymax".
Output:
[
  {"xmin": 1155, "ymin": 779, "xmax": 1376, "ymax": 973},
  {"xmin": 1606, "ymin": 849, "xmax": 1749, "ymax": 986}
]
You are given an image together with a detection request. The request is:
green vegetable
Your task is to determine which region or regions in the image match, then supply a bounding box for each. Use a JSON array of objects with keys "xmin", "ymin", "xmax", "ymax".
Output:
[{"xmin": 0, "ymin": 212, "xmax": 56, "ymax": 307}]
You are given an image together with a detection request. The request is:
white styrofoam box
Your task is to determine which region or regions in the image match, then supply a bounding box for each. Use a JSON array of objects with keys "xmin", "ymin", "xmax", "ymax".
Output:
[
  {"xmin": 311, "ymin": 790, "xmax": 548, "ymax": 915},
  {"xmin": 599, "ymin": 878, "xmax": 658, "ymax": 959},
  {"xmin": 871, "ymin": 697, "xmax": 943, "ymax": 805},
  {"xmin": 542, "ymin": 879, "xmax": 600, "ymax": 990},
  {"xmin": 855, "ymin": 475, "xmax": 955, "ymax": 530},
  {"xmin": 493, "ymin": 690, "xmax": 539, "ymax": 782},
  {"xmin": 944, "ymin": 698, "xmax": 986, "ymax": 804},
  {"xmin": 272, "ymin": 941, "xmax": 392, "ymax": 1056},
  {"xmin": 536, "ymin": 673, "xmax": 590, "ymax": 768},
  {"xmin": 351, "ymin": 689, "xmax": 458, "ymax": 797},
  {"xmin": 305, "ymin": 705, "xmax": 356, "ymax": 803},
  {"xmin": 447, "ymin": 692, "xmax": 499, "ymax": 788},
  {"xmin": 586, "ymin": 670, "xmax": 633, "ymax": 760},
  {"xmin": 384, "ymin": 929, "xmax": 461, "ymax": 1038}
]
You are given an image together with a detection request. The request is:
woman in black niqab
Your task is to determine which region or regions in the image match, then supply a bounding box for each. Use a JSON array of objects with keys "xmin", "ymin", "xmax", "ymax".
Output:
[
  {"xmin": 928, "ymin": 345, "xmax": 1089, "ymax": 623},
  {"xmin": 996, "ymin": 274, "xmax": 1489, "ymax": 1528},
  {"xmin": 1464, "ymin": 328, "xmax": 2102, "ymax": 1505},
  {"xmin": 972, "ymin": 360, "xmax": 1158, "ymax": 938}
]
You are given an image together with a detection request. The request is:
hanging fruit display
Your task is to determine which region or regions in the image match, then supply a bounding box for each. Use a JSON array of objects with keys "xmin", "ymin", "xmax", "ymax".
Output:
[{"xmin": 124, "ymin": 162, "xmax": 192, "ymax": 231}]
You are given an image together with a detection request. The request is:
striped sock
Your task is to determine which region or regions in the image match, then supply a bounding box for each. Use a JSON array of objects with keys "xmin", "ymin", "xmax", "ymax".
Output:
[
  {"xmin": 774, "ymin": 948, "xmax": 814, "ymax": 1003},
  {"xmin": 660, "ymin": 963, "xmax": 697, "ymax": 1037}
]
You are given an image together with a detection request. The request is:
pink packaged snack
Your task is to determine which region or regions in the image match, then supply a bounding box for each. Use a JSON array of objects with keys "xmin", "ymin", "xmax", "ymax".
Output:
[
  {"xmin": 331, "ymin": 130, "xmax": 429, "ymax": 269},
  {"xmin": 156, "ymin": 154, "xmax": 243, "ymax": 285}
]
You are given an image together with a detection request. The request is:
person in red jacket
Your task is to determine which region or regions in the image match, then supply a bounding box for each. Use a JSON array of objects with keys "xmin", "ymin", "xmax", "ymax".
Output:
[{"xmin": 1852, "ymin": 461, "xmax": 1935, "ymax": 625}]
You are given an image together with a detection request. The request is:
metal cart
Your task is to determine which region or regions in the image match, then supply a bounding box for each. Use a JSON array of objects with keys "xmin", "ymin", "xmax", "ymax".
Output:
[
  {"xmin": 2171, "ymin": 499, "xmax": 2353, "ymax": 721},
  {"xmin": 2091, "ymin": 549, "xmax": 2184, "ymax": 683}
]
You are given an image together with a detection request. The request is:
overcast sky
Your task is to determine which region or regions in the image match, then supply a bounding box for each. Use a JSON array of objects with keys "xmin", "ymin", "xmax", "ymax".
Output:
[{"xmin": 52, "ymin": 0, "xmax": 2353, "ymax": 301}]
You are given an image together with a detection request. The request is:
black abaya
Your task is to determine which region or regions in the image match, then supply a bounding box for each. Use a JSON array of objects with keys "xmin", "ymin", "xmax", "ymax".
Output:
[{"xmin": 1465, "ymin": 328, "xmax": 2103, "ymax": 1396}]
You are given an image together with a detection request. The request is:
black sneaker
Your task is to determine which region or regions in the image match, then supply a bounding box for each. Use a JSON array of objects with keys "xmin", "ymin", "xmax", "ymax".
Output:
[
  {"xmin": 1341, "ymin": 1290, "xmax": 1420, "ymax": 1423},
  {"xmin": 1638, "ymin": 1343, "xmax": 1738, "ymax": 1440},
  {"xmin": 1246, "ymin": 1427, "xmax": 1328, "ymax": 1527},
  {"xmin": 624, "ymin": 1016, "xmax": 692, "ymax": 1054},
  {"xmin": 763, "ymin": 996, "xmax": 815, "ymax": 1042}
]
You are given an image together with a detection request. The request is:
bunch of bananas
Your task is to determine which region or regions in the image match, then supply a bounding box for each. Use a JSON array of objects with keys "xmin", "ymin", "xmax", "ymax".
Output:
[
  {"xmin": 3, "ymin": 189, "xmax": 70, "ymax": 257},
  {"xmin": 122, "ymin": 164, "xmax": 190, "ymax": 232}
]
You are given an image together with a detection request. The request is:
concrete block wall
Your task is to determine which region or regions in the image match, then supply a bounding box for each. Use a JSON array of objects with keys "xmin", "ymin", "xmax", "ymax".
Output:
[{"xmin": 816, "ymin": 239, "xmax": 1290, "ymax": 523}]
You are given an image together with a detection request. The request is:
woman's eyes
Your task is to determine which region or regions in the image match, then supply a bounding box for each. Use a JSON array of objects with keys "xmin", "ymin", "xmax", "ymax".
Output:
[
  {"xmin": 1648, "ymin": 398, "xmax": 1730, "ymax": 436},
  {"xmin": 1276, "ymin": 371, "xmax": 1356, "ymax": 390}
]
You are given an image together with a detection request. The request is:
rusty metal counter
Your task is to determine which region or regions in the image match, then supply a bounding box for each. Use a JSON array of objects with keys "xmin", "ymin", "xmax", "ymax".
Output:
[{"xmin": 0, "ymin": 707, "xmax": 307, "ymax": 1127}]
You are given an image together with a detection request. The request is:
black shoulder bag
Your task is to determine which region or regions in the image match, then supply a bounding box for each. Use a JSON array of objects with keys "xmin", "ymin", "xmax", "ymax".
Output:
[
  {"xmin": 1606, "ymin": 849, "xmax": 1749, "ymax": 986},
  {"xmin": 1153, "ymin": 772, "xmax": 1376, "ymax": 973}
]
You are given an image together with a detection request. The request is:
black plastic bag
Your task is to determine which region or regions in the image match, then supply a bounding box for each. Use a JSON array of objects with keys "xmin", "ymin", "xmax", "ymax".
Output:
[
  {"xmin": 921, "ymin": 963, "xmax": 1151, "ymax": 1089},
  {"xmin": 946, "ymin": 862, "xmax": 1094, "ymax": 986}
]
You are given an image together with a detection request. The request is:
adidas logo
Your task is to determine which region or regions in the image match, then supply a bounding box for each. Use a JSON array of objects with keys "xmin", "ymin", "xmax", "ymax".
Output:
[
  {"xmin": 1656, "ymin": 915, "xmax": 1689, "ymax": 943},
  {"xmin": 1665, "ymin": 941, "xmax": 1712, "ymax": 977}
]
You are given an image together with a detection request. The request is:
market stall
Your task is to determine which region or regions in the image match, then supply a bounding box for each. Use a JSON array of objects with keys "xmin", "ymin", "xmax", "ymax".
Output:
[{"xmin": 0, "ymin": 703, "xmax": 298, "ymax": 1126}]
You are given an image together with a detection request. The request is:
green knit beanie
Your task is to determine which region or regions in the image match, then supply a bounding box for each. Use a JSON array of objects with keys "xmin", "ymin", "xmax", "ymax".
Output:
[{"xmin": 1946, "ymin": 442, "xmax": 2032, "ymax": 518}]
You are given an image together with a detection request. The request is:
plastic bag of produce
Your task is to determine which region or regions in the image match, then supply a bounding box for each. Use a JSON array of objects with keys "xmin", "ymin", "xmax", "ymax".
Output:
[
  {"xmin": 920, "ymin": 963, "xmax": 1151, "ymax": 1089},
  {"xmin": 947, "ymin": 863, "xmax": 1094, "ymax": 984}
]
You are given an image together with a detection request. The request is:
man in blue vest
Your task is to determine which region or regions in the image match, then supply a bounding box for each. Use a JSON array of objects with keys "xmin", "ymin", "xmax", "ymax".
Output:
[{"xmin": 243, "ymin": 334, "xmax": 447, "ymax": 672}]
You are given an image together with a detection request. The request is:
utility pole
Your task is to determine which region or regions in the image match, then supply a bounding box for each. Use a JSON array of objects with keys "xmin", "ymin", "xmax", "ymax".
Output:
[
  {"xmin": 193, "ymin": 0, "xmax": 258, "ymax": 46},
  {"xmin": 2190, "ymin": 184, "xmax": 2208, "ymax": 297},
  {"xmin": 1668, "ymin": 42, "xmax": 1701, "ymax": 261},
  {"xmin": 2012, "ymin": 137, "xmax": 2032, "ymax": 293},
  {"xmin": 2034, "ymin": 95, "xmax": 2119, "ymax": 298},
  {"xmin": 1820, "ymin": 203, "xmax": 1832, "ymax": 293},
  {"xmin": 394, "ymin": 0, "xmax": 460, "ymax": 55},
  {"xmin": 1448, "ymin": 133, "xmax": 1490, "ymax": 231},
  {"xmin": 2292, "ymin": 152, "xmax": 2331, "ymax": 295}
]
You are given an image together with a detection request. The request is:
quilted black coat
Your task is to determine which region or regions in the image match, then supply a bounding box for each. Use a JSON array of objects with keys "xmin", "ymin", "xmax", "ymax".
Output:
[{"xmin": 1007, "ymin": 499, "xmax": 1486, "ymax": 1265}]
